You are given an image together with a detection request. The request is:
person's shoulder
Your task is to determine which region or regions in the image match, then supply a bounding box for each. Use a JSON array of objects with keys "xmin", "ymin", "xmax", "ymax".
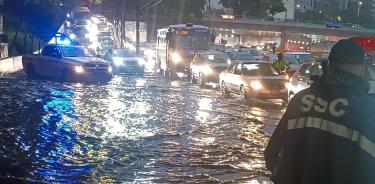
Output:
[{"xmin": 290, "ymin": 88, "xmax": 311, "ymax": 102}]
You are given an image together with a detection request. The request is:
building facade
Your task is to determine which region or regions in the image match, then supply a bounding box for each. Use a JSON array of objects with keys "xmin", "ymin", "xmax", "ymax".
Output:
[{"xmin": 274, "ymin": 0, "xmax": 296, "ymax": 20}]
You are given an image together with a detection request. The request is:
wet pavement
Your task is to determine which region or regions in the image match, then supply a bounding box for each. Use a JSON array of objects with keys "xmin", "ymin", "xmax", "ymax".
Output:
[{"xmin": 0, "ymin": 71, "xmax": 285, "ymax": 183}]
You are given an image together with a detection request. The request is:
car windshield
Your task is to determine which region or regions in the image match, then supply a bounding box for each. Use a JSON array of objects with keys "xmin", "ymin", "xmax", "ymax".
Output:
[
  {"xmin": 284, "ymin": 55, "xmax": 301, "ymax": 64},
  {"xmin": 76, "ymin": 20, "xmax": 88, "ymax": 25},
  {"xmin": 297, "ymin": 54, "xmax": 314, "ymax": 63},
  {"xmin": 99, "ymin": 32, "xmax": 112, "ymax": 37},
  {"xmin": 204, "ymin": 53, "xmax": 228, "ymax": 63},
  {"xmin": 113, "ymin": 49, "xmax": 137, "ymax": 57},
  {"xmin": 242, "ymin": 63, "xmax": 279, "ymax": 76},
  {"xmin": 240, "ymin": 49, "xmax": 262, "ymax": 56},
  {"xmin": 72, "ymin": 28, "xmax": 88, "ymax": 36},
  {"xmin": 228, "ymin": 52, "xmax": 255, "ymax": 60},
  {"xmin": 286, "ymin": 53, "xmax": 313, "ymax": 63},
  {"xmin": 62, "ymin": 46, "xmax": 95, "ymax": 57}
]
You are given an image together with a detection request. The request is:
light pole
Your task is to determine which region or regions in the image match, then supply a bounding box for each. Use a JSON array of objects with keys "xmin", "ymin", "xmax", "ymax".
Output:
[{"xmin": 357, "ymin": 1, "xmax": 363, "ymax": 24}]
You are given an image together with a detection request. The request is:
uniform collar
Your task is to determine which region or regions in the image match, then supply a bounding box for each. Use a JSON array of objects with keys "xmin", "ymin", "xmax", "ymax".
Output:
[{"xmin": 311, "ymin": 67, "xmax": 369, "ymax": 96}]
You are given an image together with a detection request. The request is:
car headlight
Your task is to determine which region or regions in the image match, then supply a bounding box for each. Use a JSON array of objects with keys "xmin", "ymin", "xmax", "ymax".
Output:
[
  {"xmin": 112, "ymin": 57, "xmax": 123, "ymax": 66},
  {"xmin": 108, "ymin": 66, "xmax": 113, "ymax": 73},
  {"xmin": 201, "ymin": 65, "xmax": 213, "ymax": 75},
  {"xmin": 138, "ymin": 58, "xmax": 146, "ymax": 65},
  {"xmin": 69, "ymin": 33, "xmax": 76, "ymax": 40},
  {"xmin": 171, "ymin": 52, "xmax": 181, "ymax": 64},
  {"xmin": 285, "ymin": 82, "xmax": 291, "ymax": 89},
  {"xmin": 75, "ymin": 66, "xmax": 84, "ymax": 73},
  {"xmin": 285, "ymin": 74, "xmax": 289, "ymax": 80},
  {"xmin": 250, "ymin": 81, "xmax": 263, "ymax": 90}
]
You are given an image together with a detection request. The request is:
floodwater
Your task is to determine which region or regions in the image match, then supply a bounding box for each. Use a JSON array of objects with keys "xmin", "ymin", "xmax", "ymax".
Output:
[{"xmin": 0, "ymin": 72, "xmax": 285, "ymax": 183}]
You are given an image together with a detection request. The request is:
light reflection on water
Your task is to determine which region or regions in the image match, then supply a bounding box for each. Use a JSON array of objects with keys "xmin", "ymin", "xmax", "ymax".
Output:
[
  {"xmin": 32, "ymin": 88, "xmax": 91, "ymax": 183},
  {"xmin": 0, "ymin": 74, "xmax": 282, "ymax": 183}
]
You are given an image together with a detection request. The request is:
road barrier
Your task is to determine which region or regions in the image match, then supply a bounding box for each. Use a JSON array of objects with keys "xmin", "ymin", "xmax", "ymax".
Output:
[{"xmin": 0, "ymin": 56, "xmax": 22, "ymax": 76}]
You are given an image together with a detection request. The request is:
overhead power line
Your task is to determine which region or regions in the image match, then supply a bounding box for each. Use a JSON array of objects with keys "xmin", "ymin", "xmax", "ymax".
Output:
[{"xmin": 140, "ymin": 0, "xmax": 163, "ymax": 13}]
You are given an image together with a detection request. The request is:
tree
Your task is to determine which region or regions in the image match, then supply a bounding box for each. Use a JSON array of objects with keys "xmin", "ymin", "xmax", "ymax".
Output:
[{"xmin": 220, "ymin": 0, "xmax": 285, "ymax": 18}]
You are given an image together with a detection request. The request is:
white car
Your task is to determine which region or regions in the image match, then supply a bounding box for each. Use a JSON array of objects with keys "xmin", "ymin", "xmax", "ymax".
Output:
[
  {"xmin": 220, "ymin": 61, "xmax": 288, "ymax": 103},
  {"xmin": 287, "ymin": 62, "xmax": 323, "ymax": 101}
]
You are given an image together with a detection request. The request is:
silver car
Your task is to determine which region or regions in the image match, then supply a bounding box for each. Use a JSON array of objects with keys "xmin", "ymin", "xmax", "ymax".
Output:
[
  {"xmin": 190, "ymin": 51, "xmax": 229, "ymax": 87},
  {"xmin": 287, "ymin": 62, "xmax": 323, "ymax": 101}
]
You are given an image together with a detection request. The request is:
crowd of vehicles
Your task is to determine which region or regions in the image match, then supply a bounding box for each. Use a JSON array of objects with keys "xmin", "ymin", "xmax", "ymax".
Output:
[
  {"xmin": 22, "ymin": 6, "xmax": 149, "ymax": 83},
  {"xmin": 23, "ymin": 7, "xmax": 375, "ymax": 105},
  {"xmin": 153, "ymin": 23, "xmax": 332, "ymax": 104}
]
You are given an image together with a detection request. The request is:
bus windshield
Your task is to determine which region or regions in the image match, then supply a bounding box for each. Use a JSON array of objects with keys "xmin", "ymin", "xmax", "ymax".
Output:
[{"xmin": 169, "ymin": 30, "xmax": 209, "ymax": 50}]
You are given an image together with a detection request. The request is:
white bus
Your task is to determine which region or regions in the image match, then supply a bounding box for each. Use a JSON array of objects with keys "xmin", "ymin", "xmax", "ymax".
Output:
[{"xmin": 157, "ymin": 23, "xmax": 210, "ymax": 78}]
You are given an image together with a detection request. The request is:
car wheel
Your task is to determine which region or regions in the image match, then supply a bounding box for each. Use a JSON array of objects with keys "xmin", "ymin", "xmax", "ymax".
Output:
[
  {"xmin": 198, "ymin": 73, "xmax": 206, "ymax": 88},
  {"xmin": 163, "ymin": 69, "xmax": 168, "ymax": 77},
  {"xmin": 240, "ymin": 85, "xmax": 248, "ymax": 101},
  {"xmin": 25, "ymin": 64, "xmax": 37, "ymax": 79},
  {"xmin": 187, "ymin": 70, "xmax": 192, "ymax": 81},
  {"xmin": 282, "ymin": 98, "xmax": 288, "ymax": 107},
  {"xmin": 191, "ymin": 72, "xmax": 197, "ymax": 84},
  {"xmin": 221, "ymin": 81, "xmax": 230, "ymax": 96}
]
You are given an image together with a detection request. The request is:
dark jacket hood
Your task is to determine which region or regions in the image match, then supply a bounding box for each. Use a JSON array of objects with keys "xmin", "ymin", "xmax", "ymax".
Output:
[{"xmin": 310, "ymin": 67, "xmax": 369, "ymax": 97}]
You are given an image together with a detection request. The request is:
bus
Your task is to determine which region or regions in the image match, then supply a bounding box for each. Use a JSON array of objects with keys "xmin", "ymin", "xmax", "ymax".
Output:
[{"xmin": 157, "ymin": 23, "xmax": 210, "ymax": 78}]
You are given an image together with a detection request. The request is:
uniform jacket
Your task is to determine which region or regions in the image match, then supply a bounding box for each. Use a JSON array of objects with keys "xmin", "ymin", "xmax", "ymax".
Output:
[{"xmin": 265, "ymin": 68, "xmax": 375, "ymax": 184}]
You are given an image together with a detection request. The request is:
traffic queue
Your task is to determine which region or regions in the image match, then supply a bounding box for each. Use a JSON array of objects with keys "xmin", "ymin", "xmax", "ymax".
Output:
[
  {"xmin": 22, "ymin": 5, "xmax": 375, "ymax": 106},
  {"xmin": 22, "ymin": 6, "xmax": 146, "ymax": 83},
  {"xmin": 185, "ymin": 37, "xmax": 374, "ymax": 105}
]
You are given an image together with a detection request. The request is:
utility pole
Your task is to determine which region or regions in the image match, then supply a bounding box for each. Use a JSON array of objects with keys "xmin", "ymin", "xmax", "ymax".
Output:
[
  {"xmin": 357, "ymin": 1, "xmax": 363, "ymax": 24},
  {"xmin": 121, "ymin": 0, "xmax": 126, "ymax": 48},
  {"xmin": 136, "ymin": 0, "xmax": 140, "ymax": 54}
]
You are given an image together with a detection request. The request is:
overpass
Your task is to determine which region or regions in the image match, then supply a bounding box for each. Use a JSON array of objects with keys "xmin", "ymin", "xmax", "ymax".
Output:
[{"xmin": 200, "ymin": 18, "xmax": 375, "ymax": 37}]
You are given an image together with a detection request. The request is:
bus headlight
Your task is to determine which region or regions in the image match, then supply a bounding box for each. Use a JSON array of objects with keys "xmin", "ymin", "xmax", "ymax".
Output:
[
  {"xmin": 202, "ymin": 65, "xmax": 213, "ymax": 74},
  {"xmin": 75, "ymin": 66, "xmax": 84, "ymax": 73},
  {"xmin": 108, "ymin": 66, "xmax": 113, "ymax": 73},
  {"xmin": 112, "ymin": 57, "xmax": 123, "ymax": 66},
  {"xmin": 171, "ymin": 52, "xmax": 181, "ymax": 64},
  {"xmin": 250, "ymin": 81, "xmax": 263, "ymax": 90}
]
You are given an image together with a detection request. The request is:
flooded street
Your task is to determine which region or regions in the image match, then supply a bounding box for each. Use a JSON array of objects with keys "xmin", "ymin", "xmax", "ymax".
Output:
[{"xmin": 0, "ymin": 72, "xmax": 285, "ymax": 183}]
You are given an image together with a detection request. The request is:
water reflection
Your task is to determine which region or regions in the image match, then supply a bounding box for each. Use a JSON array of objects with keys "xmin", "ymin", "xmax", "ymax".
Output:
[
  {"xmin": 196, "ymin": 98, "xmax": 212, "ymax": 123},
  {"xmin": 32, "ymin": 88, "xmax": 91, "ymax": 182},
  {"xmin": 0, "ymin": 73, "xmax": 281, "ymax": 183}
]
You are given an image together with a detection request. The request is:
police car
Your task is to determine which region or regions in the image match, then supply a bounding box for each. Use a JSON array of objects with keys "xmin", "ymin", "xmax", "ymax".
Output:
[{"xmin": 22, "ymin": 42, "xmax": 112, "ymax": 83}]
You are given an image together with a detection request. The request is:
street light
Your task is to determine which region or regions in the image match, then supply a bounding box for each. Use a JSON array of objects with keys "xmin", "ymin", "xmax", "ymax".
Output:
[
  {"xmin": 358, "ymin": 1, "xmax": 363, "ymax": 24},
  {"xmin": 337, "ymin": 16, "xmax": 342, "ymax": 22}
]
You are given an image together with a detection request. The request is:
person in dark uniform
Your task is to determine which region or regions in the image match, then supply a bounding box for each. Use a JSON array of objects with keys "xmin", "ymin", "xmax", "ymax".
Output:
[{"xmin": 265, "ymin": 39, "xmax": 375, "ymax": 184}]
